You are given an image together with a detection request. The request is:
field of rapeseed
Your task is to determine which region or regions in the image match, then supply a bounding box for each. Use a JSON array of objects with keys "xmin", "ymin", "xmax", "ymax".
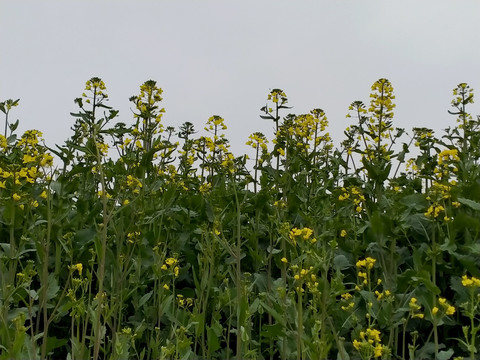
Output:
[{"xmin": 0, "ymin": 78, "xmax": 480, "ymax": 359}]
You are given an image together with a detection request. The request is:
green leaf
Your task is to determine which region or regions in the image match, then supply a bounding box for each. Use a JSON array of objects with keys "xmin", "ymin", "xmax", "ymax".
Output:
[
  {"xmin": 207, "ymin": 320, "xmax": 223, "ymax": 353},
  {"xmin": 9, "ymin": 119, "xmax": 19, "ymax": 132},
  {"xmin": 437, "ymin": 349, "xmax": 454, "ymax": 360},
  {"xmin": 403, "ymin": 269, "xmax": 441, "ymax": 295},
  {"xmin": 259, "ymin": 300, "xmax": 286, "ymax": 327},
  {"xmin": 333, "ymin": 254, "xmax": 350, "ymax": 271},
  {"xmin": 458, "ymin": 197, "xmax": 480, "ymax": 211},
  {"xmin": 75, "ymin": 228, "xmax": 96, "ymax": 248},
  {"xmin": 46, "ymin": 336, "xmax": 68, "ymax": 354},
  {"xmin": 207, "ymin": 326, "xmax": 221, "ymax": 353},
  {"xmin": 261, "ymin": 323, "xmax": 284, "ymax": 338},
  {"xmin": 138, "ymin": 291, "xmax": 153, "ymax": 308},
  {"xmin": 400, "ymin": 193, "xmax": 428, "ymax": 210},
  {"xmin": 46, "ymin": 273, "xmax": 60, "ymax": 301}
]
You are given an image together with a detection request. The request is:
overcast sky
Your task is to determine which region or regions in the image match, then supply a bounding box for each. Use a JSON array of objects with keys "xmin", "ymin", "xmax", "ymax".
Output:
[{"xmin": 2, "ymin": 1, "xmax": 480, "ymax": 159}]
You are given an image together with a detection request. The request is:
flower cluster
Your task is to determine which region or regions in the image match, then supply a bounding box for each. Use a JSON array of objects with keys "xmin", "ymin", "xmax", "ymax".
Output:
[
  {"xmin": 432, "ymin": 297, "xmax": 456, "ymax": 317},
  {"xmin": 126, "ymin": 175, "xmax": 143, "ymax": 194},
  {"xmin": 434, "ymin": 148, "xmax": 459, "ymax": 180},
  {"xmin": 246, "ymin": 131, "xmax": 270, "ymax": 168},
  {"xmin": 356, "ymin": 257, "xmax": 376, "ymax": 270},
  {"xmin": 205, "ymin": 115, "xmax": 227, "ymax": 132},
  {"xmin": 409, "ymin": 297, "xmax": 424, "ymax": 319},
  {"xmin": 369, "ymin": 78, "xmax": 395, "ymax": 121},
  {"xmin": 176, "ymin": 294, "xmax": 193, "ymax": 308},
  {"xmin": 338, "ymin": 186, "xmax": 365, "ymax": 213},
  {"xmin": 356, "ymin": 257, "xmax": 376, "ymax": 286},
  {"xmin": 289, "ymin": 227, "xmax": 316, "ymax": 246},
  {"xmin": 290, "ymin": 265, "xmax": 318, "ymax": 293},
  {"xmin": 81, "ymin": 77, "xmax": 108, "ymax": 106},
  {"xmin": 340, "ymin": 292, "xmax": 355, "ymax": 311},
  {"xmin": 69, "ymin": 263, "xmax": 83, "ymax": 276},
  {"xmin": 161, "ymin": 257, "xmax": 180, "ymax": 278},
  {"xmin": 413, "ymin": 127, "xmax": 435, "ymax": 150},
  {"xmin": 451, "ymin": 83, "xmax": 474, "ymax": 127},
  {"xmin": 462, "ymin": 274, "xmax": 480, "ymax": 288},
  {"xmin": 127, "ymin": 231, "xmax": 141, "ymax": 244},
  {"xmin": 353, "ymin": 328, "xmax": 386, "ymax": 359},
  {"xmin": 424, "ymin": 204, "xmax": 445, "ymax": 219}
]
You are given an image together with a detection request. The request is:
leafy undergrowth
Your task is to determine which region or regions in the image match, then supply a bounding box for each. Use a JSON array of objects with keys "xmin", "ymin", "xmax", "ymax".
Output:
[{"xmin": 0, "ymin": 78, "xmax": 479, "ymax": 360}]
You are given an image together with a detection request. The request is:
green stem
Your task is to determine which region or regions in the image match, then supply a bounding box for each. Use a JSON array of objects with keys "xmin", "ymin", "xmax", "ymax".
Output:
[
  {"xmin": 432, "ymin": 226, "xmax": 438, "ymax": 359},
  {"xmin": 233, "ymin": 179, "xmax": 243, "ymax": 359},
  {"xmin": 297, "ymin": 288, "xmax": 303, "ymax": 360},
  {"xmin": 40, "ymin": 189, "xmax": 52, "ymax": 360}
]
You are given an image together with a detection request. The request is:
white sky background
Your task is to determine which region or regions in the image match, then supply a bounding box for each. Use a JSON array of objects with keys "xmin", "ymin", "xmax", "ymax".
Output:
[{"xmin": 2, "ymin": 1, "xmax": 480, "ymax": 160}]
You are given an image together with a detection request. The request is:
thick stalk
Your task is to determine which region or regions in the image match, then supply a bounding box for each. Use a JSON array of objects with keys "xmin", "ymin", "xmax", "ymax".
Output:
[
  {"xmin": 40, "ymin": 191, "xmax": 52, "ymax": 360},
  {"xmin": 297, "ymin": 288, "xmax": 303, "ymax": 360},
  {"xmin": 432, "ymin": 228, "xmax": 438, "ymax": 359},
  {"xmin": 92, "ymin": 92, "xmax": 111, "ymax": 360},
  {"xmin": 233, "ymin": 181, "xmax": 243, "ymax": 359}
]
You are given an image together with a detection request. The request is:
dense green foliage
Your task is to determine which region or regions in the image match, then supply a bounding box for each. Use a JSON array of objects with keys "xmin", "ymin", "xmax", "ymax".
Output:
[{"xmin": 1, "ymin": 78, "xmax": 480, "ymax": 360}]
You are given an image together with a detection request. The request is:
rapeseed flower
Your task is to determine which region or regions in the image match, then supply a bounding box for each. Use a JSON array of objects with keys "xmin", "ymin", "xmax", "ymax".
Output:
[{"xmin": 462, "ymin": 274, "xmax": 480, "ymax": 288}]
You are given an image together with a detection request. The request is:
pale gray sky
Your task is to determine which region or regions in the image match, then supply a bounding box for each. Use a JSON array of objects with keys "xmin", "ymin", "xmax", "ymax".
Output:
[{"xmin": 2, "ymin": 1, "xmax": 480, "ymax": 158}]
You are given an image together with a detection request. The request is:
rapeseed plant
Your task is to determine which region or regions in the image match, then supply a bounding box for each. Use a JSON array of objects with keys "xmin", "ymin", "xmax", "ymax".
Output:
[{"xmin": 2, "ymin": 78, "xmax": 480, "ymax": 359}]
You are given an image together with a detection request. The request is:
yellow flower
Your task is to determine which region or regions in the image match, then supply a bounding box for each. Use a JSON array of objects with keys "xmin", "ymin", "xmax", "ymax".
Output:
[
  {"xmin": 302, "ymin": 227, "xmax": 313, "ymax": 240},
  {"xmin": 353, "ymin": 339, "xmax": 360, "ymax": 350},
  {"xmin": 2, "ymin": 171, "xmax": 12, "ymax": 179},
  {"xmin": 165, "ymin": 258, "xmax": 178, "ymax": 266},
  {"xmin": 280, "ymin": 257, "xmax": 288, "ymax": 264},
  {"xmin": 12, "ymin": 193, "xmax": 21, "ymax": 201},
  {"xmin": 17, "ymin": 168, "xmax": 28, "ymax": 178},
  {"xmin": 39, "ymin": 153, "xmax": 54, "ymax": 167},
  {"xmin": 199, "ymin": 182, "xmax": 212, "ymax": 193},
  {"xmin": 340, "ymin": 229, "xmax": 347, "ymax": 237},
  {"xmin": 163, "ymin": 284, "xmax": 169, "ymax": 290},
  {"xmin": 432, "ymin": 306, "xmax": 439, "ymax": 315},
  {"xmin": 358, "ymin": 271, "xmax": 367, "ymax": 279},
  {"xmin": 40, "ymin": 190, "xmax": 47, "ymax": 199},
  {"xmin": 22, "ymin": 154, "xmax": 36, "ymax": 163},
  {"xmin": 374, "ymin": 344, "xmax": 383, "ymax": 357},
  {"xmin": 462, "ymin": 274, "xmax": 480, "ymax": 288},
  {"xmin": 356, "ymin": 257, "xmax": 376, "ymax": 270},
  {"xmin": 446, "ymin": 305, "xmax": 455, "ymax": 315},
  {"xmin": 76, "ymin": 263, "xmax": 83, "ymax": 276},
  {"xmin": 409, "ymin": 297, "xmax": 422, "ymax": 312}
]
